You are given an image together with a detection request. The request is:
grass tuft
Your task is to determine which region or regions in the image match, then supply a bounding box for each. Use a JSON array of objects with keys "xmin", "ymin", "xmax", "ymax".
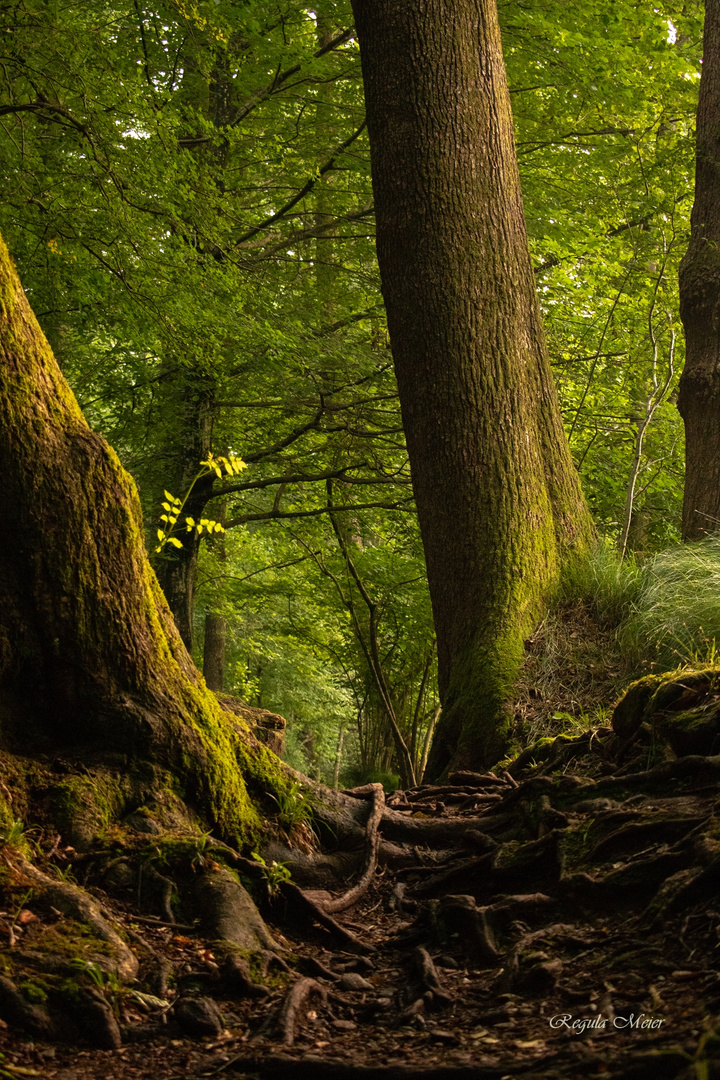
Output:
[{"xmin": 620, "ymin": 536, "xmax": 720, "ymax": 668}]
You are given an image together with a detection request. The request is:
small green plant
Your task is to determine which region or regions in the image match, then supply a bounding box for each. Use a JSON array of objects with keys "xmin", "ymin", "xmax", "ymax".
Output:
[
  {"xmin": 70, "ymin": 959, "xmax": 123, "ymax": 1015},
  {"xmin": 250, "ymin": 853, "xmax": 292, "ymax": 895},
  {"xmin": 0, "ymin": 820, "xmax": 25, "ymax": 850},
  {"xmin": 70, "ymin": 959, "xmax": 169, "ymax": 1015},
  {"xmin": 70, "ymin": 958, "xmax": 121, "ymax": 994},
  {"xmin": 155, "ymin": 453, "xmax": 246, "ymax": 554},
  {"xmin": 267, "ymin": 781, "xmax": 312, "ymax": 832},
  {"xmin": 190, "ymin": 830, "xmax": 215, "ymax": 870},
  {"xmin": 51, "ymin": 863, "xmax": 77, "ymax": 883}
]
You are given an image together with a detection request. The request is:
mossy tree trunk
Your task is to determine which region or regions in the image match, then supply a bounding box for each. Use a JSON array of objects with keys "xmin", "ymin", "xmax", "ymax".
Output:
[
  {"xmin": 0, "ymin": 232, "xmax": 276, "ymax": 841},
  {"xmin": 350, "ymin": 0, "xmax": 594, "ymax": 776},
  {"xmin": 678, "ymin": 0, "xmax": 720, "ymax": 541}
]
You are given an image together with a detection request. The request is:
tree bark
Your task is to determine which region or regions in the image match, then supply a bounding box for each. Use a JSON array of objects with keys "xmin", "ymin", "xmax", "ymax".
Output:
[
  {"xmin": 153, "ymin": 378, "xmax": 215, "ymax": 650},
  {"xmin": 0, "ymin": 232, "xmax": 277, "ymax": 840},
  {"xmin": 678, "ymin": 0, "xmax": 720, "ymax": 541},
  {"xmin": 203, "ymin": 611, "xmax": 226, "ymax": 691},
  {"xmin": 350, "ymin": 0, "xmax": 594, "ymax": 775}
]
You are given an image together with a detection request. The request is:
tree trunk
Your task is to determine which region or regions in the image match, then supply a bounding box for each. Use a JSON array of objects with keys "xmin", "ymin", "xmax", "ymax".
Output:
[
  {"xmin": 0, "ymin": 233, "xmax": 279, "ymax": 841},
  {"xmin": 153, "ymin": 378, "xmax": 215, "ymax": 651},
  {"xmin": 350, "ymin": 0, "xmax": 594, "ymax": 776},
  {"xmin": 678, "ymin": 0, "xmax": 720, "ymax": 541},
  {"xmin": 203, "ymin": 611, "xmax": 226, "ymax": 692}
]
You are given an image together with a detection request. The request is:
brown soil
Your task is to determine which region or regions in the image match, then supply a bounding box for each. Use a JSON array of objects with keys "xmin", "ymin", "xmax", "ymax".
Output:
[{"xmin": 511, "ymin": 599, "xmax": 636, "ymax": 744}]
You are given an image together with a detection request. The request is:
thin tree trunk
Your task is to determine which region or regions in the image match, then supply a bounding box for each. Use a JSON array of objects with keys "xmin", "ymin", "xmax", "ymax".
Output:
[
  {"xmin": 332, "ymin": 727, "xmax": 345, "ymax": 789},
  {"xmin": 350, "ymin": 0, "xmax": 594, "ymax": 775},
  {"xmin": 154, "ymin": 377, "xmax": 215, "ymax": 651},
  {"xmin": 678, "ymin": 0, "xmax": 720, "ymax": 540},
  {"xmin": 618, "ymin": 292, "xmax": 676, "ymax": 561},
  {"xmin": 203, "ymin": 611, "xmax": 226, "ymax": 691},
  {"xmin": 419, "ymin": 707, "xmax": 441, "ymax": 784}
]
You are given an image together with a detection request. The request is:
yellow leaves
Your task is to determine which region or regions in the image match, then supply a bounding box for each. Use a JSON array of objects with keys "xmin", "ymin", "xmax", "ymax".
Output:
[
  {"xmin": 200, "ymin": 453, "xmax": 247, "ymax": 479},
  {"xmin": 155, "ymin": 456, "xmax": 242, "ymax": 554}
]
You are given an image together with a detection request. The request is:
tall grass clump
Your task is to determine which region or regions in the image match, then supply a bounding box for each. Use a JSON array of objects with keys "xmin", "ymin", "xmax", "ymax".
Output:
[
  {"xmin": 620, "ymin": 536, "xmax": 720, "ymax": 668},
  {"xmin": 559, "ymin": 539, "xmax": 644, "ymax": 627},
  {"xmin": 582, "ymin": 541, "xmax": 644, "ymax": 626}
]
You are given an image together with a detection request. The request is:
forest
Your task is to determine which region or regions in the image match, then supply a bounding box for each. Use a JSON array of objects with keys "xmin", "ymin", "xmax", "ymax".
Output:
[{"xmin": 2, "ymin": 0, "xmax": 720, "ymax": 1077}]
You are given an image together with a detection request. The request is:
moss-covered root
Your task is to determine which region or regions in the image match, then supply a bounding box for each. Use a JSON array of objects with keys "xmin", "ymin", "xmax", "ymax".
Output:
[
  {"xmin": 15, "ymin": 857, "xmax": 138, "ymax": 980},
  {"xmin": 192, "ymin": 865, "xmax": 281, "ymax": 952},
  {"xmin": 612, "ymin": 667, "xmax": 720, "ymax": 757}
]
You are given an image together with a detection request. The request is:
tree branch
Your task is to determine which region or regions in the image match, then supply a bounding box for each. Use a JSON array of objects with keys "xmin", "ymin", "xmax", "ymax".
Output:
[
  {"xmin": 230, "ymin": 28, "xmax": 355, "ymax": 128},
  {"xmin": 235, "ymin": 120, "xmax": 367, "ymax": 247},
  {"xmin": 224, "ymin": 498, "xmax": 415, "ymax": 529}
]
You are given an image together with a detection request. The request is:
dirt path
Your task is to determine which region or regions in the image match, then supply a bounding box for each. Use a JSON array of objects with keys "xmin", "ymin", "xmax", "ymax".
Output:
[{"xmin": 2, "ymin": 726, "xmax": 720, "ymax": 1079}]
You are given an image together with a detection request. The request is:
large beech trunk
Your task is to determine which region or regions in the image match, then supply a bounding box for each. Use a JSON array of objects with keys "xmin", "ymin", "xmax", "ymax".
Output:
[
  {"xmin": 350, "ymin": 0, "xmax": 594, "ymax": 775},
  {"xmin": 0, "ymin": 233, "xmax": 271, "ymax": 840},
  {"xmin": 678, "ymin": 0, "xmax": 720, "ymax": 541}
]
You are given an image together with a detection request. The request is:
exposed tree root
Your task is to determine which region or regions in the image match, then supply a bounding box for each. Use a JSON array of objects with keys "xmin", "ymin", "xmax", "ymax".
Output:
[
  {"xmin": 412, "ymin": 946, "xmax": 452, "ymax": 1006},
  {"xmin": 277, "ymin": 880, "xmax": 374, "ymax": 953},
  {"xmin": 278, "ymin": 977, "xmax": 328, "ymax": 1046},
  {"xmin": 0, "ymin": 976, "xmax": 55, "ymax": 1041},
  {"xmin": 193, "ymin": 864, "xmax": 281, "ymax": 952},
  {"xmin": 322, "ymin": 783, "xmax": 385, "ymax": 914},
  {"xmin": 7, "ymin": 698, "xmax": 720, "ymax": 1079},
  {"xmin": 144, "ymin": 862, "xmax": 176, "ymax": 923},
  {"xmin": 13, "ymin": 856, "xmax": 138, "ymax": 979}
]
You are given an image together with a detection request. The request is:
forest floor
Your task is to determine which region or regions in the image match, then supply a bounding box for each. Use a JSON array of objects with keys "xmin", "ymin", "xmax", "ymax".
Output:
[{"xmin": 2, "ymin": 718, "xmax": 720, "ymax": 1080}]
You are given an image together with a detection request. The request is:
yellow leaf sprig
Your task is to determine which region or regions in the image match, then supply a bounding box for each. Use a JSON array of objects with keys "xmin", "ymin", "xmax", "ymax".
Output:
[{"xmin": 155, "ymin": 454, "xmax": 246, "ymax": 554}]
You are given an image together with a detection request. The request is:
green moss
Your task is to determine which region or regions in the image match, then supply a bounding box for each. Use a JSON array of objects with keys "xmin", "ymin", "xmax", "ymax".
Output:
[
  {"xmin": 49, "ymin": 775, "xmax": 126, "ymax": 850},
  {"xmin": 0, "ymin": 792, "xmax": 16, "ymax": 835},
  {"xmin": 613, "ymin": 666, "xmax": 720, "ymax": 756},
  {"xmin": 654, "ymin": 705, "xmax": 720, "ymax": 757},
  {"xmin": 557, "ymin": 820, "xmax": 604, "ymax": 874},
  {"xmin": 18, "ymin": 980, "xmax": 48, "ymax": 1004},
  {"xmin": 57, "ymin": 977, "xmax": 89, "ymax": 1006},
  {"xmin": 0, "ymin": 231, "xmax": 297, "ymax": 851},
  {"xmin": 0, "ymin": 241, "xmax": 17, "ymax": 321},
  {"xmin": 32, "ymin": 918, "xmax": 114, "ymax": 960},
  {"xmin": 612, "ymin": 673, "xmax": 669, "ymax": 740},
  {"xmin": 509, "ymin": 736, "xmax": 555, "ymax": 773}
]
